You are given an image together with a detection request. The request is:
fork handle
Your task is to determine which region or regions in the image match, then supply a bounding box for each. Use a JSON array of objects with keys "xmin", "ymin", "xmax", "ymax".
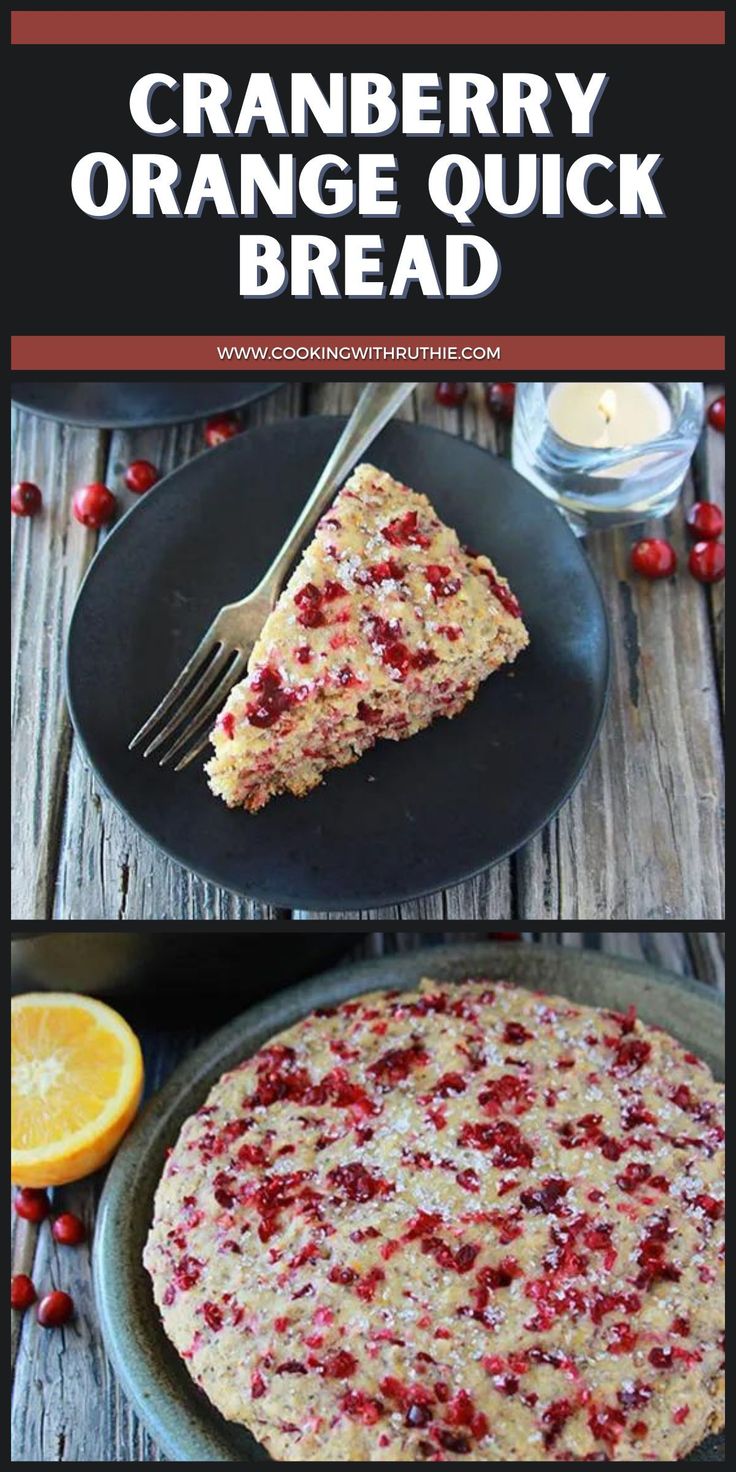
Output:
[{"xmin": 252, "ymin": 381, "xmax": 418, "ymax": 600}]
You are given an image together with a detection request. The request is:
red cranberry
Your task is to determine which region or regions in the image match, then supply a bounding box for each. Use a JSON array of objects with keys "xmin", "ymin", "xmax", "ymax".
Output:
[
  {"xmin": 72, "ymin": 482, "xmax": 116, "ymax": 528},
  {"xmin": 686, "ymin": 501, "xmax": 723, "ymax": 540},
  {"xmin": 52, "ymin": 1212, "xmax": 86, "ymax": 1246},
  {"xmin": 707, "ymin": 395, "xmax": 725, "ymax": 432},
  {"xmin": 486, "ymin": 382, "xmax": 516, "ymax": 420},
  {"xmin": 630, "ymin": 538, "xmax": 677, "ymax": 580},
  {"xmin": 123, "ymin": 458, "xmax": 159, "ymax": 494},
  {"xmin": 688, "ymin": 540, "xmax": 725, "ymax": 584},
  {"xmin": 204, "ymin": 412, "xmax": 240, "ymax": 446},
  {"xmin": 11, "ymin": 1274, "xmax": 37, "ymax": 1310},
  {"xmin": 36, "ymin": 1290, "xmax": 74, "ymax": 1328},
  {"xmin": 14, "ymin": 1187, "xmax": 50, "ymax": 1223},
  {"xmin": 11, "ymin": 481, "xmax": 43, "ymax": 517},
  {"xmin": 435, "ymin": 382, "xmax": 467, "ymax": 407}
]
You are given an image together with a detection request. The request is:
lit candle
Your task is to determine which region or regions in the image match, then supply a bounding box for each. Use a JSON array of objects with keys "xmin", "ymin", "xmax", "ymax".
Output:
[{"xmin": 547, "ymin": 382, "xmax": 672, "ymax": 466}]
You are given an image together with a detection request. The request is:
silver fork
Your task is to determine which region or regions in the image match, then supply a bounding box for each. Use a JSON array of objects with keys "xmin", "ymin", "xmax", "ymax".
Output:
[{"xmin": 129, "ymin": 381, "xmax": 418, "ymax": 770}]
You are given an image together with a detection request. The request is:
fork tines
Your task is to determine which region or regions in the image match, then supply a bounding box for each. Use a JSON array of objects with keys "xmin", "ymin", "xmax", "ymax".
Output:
[{"xmin": 129, "ymin": 639, "xmax": 247, "ymax": 770}]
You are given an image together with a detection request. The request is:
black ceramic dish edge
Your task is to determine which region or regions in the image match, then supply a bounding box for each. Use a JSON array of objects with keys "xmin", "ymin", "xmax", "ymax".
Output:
[{"xmin": 93, "ymin": 944, "xmax": 723, "ymax": 1462}]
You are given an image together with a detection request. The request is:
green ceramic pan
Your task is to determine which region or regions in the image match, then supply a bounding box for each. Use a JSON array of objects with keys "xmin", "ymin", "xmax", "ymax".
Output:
[{"xmin": 94, "ymin": 942, "xmax": 725, "ymax": 1462}]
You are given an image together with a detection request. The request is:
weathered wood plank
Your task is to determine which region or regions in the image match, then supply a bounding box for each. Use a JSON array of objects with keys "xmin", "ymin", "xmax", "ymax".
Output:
[
  {"xmin": 552, "ymin": 453, "xmax": 724, "ymax": 921},
  {"xmin": 52, "ymin": 386, "xmax": 302, "ymax": 921},
  {"xmin": 11, "ymin": 409, "xmax": 109, "ymax": 919}
]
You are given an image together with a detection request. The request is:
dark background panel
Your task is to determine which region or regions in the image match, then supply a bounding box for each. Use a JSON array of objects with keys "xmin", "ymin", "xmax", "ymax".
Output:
[{"xmin": 10, "ymin": 40, "xmax": 724, "ymax": 333}]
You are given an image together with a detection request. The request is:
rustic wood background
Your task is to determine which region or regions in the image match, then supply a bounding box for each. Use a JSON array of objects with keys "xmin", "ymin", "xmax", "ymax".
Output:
[
  {"xmin": 10, "ymin": 930, "xmax": 725, "ymax": 1463},
  {"xmin": 10, "ymin": 382, "xmax": 725, "ymax": 920}
]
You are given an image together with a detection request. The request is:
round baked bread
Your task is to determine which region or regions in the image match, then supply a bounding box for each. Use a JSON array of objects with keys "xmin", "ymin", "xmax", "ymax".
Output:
[{"xmin": 144, "ymin": 979, "xmax": 725, "ymax": 1461}]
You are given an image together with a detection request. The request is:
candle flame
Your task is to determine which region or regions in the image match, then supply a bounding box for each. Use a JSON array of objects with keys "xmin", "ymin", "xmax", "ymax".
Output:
[{"xmin": 597, "ymin": 389, "xmax": 617, "ymax": 423}]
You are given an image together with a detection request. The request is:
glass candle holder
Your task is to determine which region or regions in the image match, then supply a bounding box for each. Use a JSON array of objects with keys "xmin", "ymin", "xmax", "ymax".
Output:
[{"xmin": 511, "ymin": 382, "xmax": 704, "ymax": 534}]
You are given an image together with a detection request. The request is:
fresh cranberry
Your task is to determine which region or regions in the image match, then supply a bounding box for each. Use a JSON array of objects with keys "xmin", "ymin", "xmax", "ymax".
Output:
[
  {"xmin": 204, "ymin": 412, "xmax": 240, "ymax": 446},
  {"xmin": 435, "ymin": 382, "xmax": 468, "ymax": 407},
  {"xmin": 486, "ymin": 383, "xmax": 516, "ymax": 420},
  {"xmin": 123, "ymin": 458, "xmax": 159, "ymax": 494},
  {"xmin": 11, "ymin": 481, "xmax": 43, "ymax": 516},
  {"xmin": 52, "ymin": 1212, "xmax": 86, "ymax": 1246},
  {"xmin": 707, "ymin": 395, "xmax": 725, "ymax": 432},
  {"xmin": 11, "ymin": 1274, "xmax": 37, "ymax": 1310},
  {"xmin": 630, "ymin": 538, "xmax": 677, "ymax": 580},
  {"xmin": 649, "ymin": 1346, "xmax": 674, "ymax": 1369},
  {"xmin": 686, "ymin": 501, "xmax": 724, "ymax": 540},
  {"xmin": 36, "ymin": 1290, "xmax": 74, "ymax": 1328},
  {"xmin": 72, "ymin": 482, "xmax": 116, "ymax": 529},
  {"xmin": 14, "ymin": 1187, "xmax": 49, "ymax": 1223},
  {"xmin": 369, "ymin": 1042, "xmax": 429, "ymax": 1087},
  {"xmin": 689, "ymin": 539, "xmax": 725, "ymax": 584}
]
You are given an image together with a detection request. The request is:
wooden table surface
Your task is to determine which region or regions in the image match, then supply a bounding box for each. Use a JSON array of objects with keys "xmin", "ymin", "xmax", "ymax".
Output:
[
  {"xmin": 10, "ymin": 930, "xmax": 725, "ymax": 1463},
  {"xmin": 11, "ymin": 382, "xmax": 725, "ymax": 921}
]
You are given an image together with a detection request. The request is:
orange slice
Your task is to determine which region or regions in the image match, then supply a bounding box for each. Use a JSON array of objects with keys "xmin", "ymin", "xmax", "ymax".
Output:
[{"xmin": 11, "ymin": 992, "xmax": 144, "ymax": 1187}]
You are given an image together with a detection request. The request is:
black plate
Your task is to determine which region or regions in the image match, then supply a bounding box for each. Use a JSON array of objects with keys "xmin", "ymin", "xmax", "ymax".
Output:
[
  {"xmin": 66, "ymin": 418, "xmax": 610, "ymax": 910},
  {"xmin": 11, "ymin": 380, "xmax": 280, "ymax": 429}
]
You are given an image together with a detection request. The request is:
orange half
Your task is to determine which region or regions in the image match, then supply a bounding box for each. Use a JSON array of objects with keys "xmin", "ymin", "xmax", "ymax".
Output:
[{"xmin": 11, "ymin": 992, "xmax": 144, "ymax": 1187}]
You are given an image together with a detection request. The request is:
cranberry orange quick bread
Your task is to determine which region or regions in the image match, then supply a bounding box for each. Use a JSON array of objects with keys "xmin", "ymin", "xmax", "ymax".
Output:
[
  {"xmin": 144, "ymin": 979, "xmax": 725, "ymax": 1462},
  {"xmin": 206, "ymin": 465, "xmax": 528, "ymax": 811}
]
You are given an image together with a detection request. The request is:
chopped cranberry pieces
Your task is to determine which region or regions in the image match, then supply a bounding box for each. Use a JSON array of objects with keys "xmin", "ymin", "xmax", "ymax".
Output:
[
  {"xmin": 203, "ymin": 1301, "xmax": 223, "ymax": 1331},
  {"xmin": 341, "ymin": 1388, "xmax": 384, "ymax": 1424},
  {"xmin": 671, "ymin": 1316, "xmax": 691, "ymax": 1337},
  {"xmin": 503, "ymin": 1021, "xmax": 533, "ymax": 1045},
  {"xmin": 588, "ymin": 1405, "xmax": 626, "ymax": 1450},
  {"xmin": 616, "ymin": 1161, "xmax": 651, "ymax": 1193},
  {"xmin": 608, "ymin": 1321, "xmax": 638, "ymax": 1354},
  {"xmin": 425, "ymin": 564, "xmax": 462, "ymax": 600},
  {"xmin": 649, "ymin": 1347, "xmax": 674, "ymax": 1369},
  {"xmin": 355, "ymin": 558, "xmax": 405, "ymax": 585},
  {"xmin": 691, "ymin": 1193, "xmax": 723, "ymax": 1221},
  {"xmin": 459, "ymin": 1118, "xmax": 534, "ymax": 1168},
  {"xmin": 246, "ymin": 667, "xmax": 300, "ymax": 728},
  {"xmin": 673, "ymin": 1405, "xmax": 690, "ymax": 1425},
  {"xmin": 476, "ymin": 563, "xmax": 522, "ymax": 618},
  {"xmin": 294, "ymin": 582, "xmax": 326, "ymax": 627},
  {"xmin": 322, "ymin": 1350, "xmax": 358, "ymax": 1378},
  {"xmin": 382, "ymin": 510, "xmax": 431, "ymax": 548},
  {"xmin": 327, "ymin": 1163, "xmax": 391, "ymax": 1202},
  {"xmin": 617, "ymin": 1381, "xmax": 652, "ymax": 1411},
  {"xmin": 520, "ymin": 1178, "xmax": 570, "ymax": 1214},
  {"xmin": 328, "ymin": 1264, "xmax": 358, "ymax": 1285},
  {"xmin": 542, "ymin": 1398, "xmax": 575, "ymax": 1449},
  {"xmin": 275, "ymin": 1359, "xmax": 308, "ymax": 1374},
  {"xmin": 456, "ymin": 1168, "xmax": 480, "ymax": 1193},
  {"xmin": 251, "ymin": 1371, "xmax": 266, "ymax": 1398},
  {"xmin": 368, "ymin": 1042, "xmax": 429, "ymax": 1088},
  {"xmin": 478, "ymin": 1074, "xmax": 534, "ymax": 1117},
  {"xmin": 611, "ymin": 1038, "xmax": 652, "ymax": 1075}
]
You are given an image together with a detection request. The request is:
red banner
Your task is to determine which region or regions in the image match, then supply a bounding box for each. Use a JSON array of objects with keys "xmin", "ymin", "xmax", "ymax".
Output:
[
  {"xmin": 11, "ymin": 335, "xmax": 725, "ymax": 372},
  {"xmin": 10, "ymin": 10, "xmax": 726, "ymax": 46}
]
